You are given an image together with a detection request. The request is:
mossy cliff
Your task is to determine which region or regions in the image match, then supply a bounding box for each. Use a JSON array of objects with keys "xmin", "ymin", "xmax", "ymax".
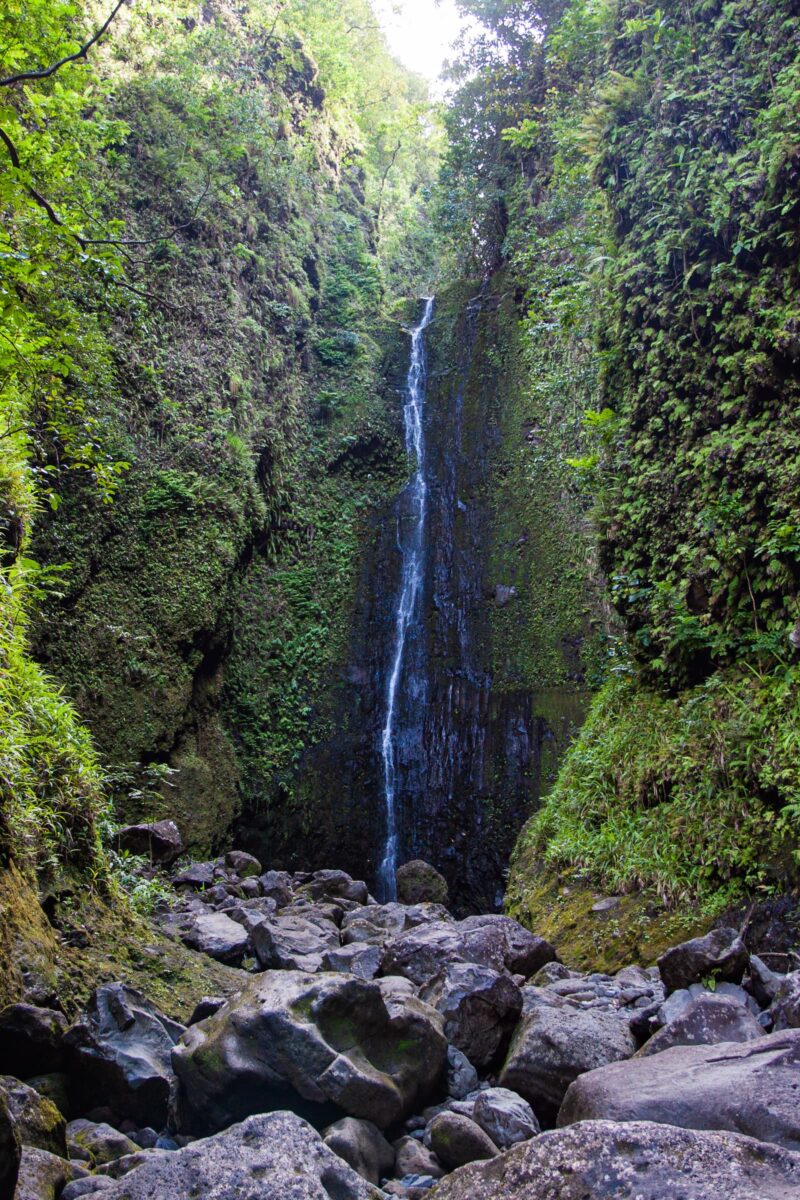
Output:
[
  {"xmin": 507, "ymin": 0, "xmax": 800, "ymax": 930},
  {"xmin": 29, "ymin": 3, "xmax": 432, "ymax": 856}
]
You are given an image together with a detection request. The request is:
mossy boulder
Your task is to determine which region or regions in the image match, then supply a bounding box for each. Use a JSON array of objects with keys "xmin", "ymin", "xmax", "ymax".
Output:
[{"xmin": 396, "ymin": 860, "xmax": 449, "ymax": 907}]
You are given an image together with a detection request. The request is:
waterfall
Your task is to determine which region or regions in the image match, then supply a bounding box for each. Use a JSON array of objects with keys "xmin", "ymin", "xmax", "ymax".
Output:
[{"xmin": 376, "ymin": 296, "xmax": 435, "ymax": 902}]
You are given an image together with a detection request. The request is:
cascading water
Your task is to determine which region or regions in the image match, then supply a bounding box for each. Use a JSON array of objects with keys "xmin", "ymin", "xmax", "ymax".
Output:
[{"xmin": 376, "ymin": 296, "xmax": 435, "ymax": 901}]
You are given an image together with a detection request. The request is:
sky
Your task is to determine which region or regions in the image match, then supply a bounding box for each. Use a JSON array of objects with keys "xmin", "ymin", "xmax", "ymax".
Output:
[{"xmin": 373, "ymin": 0, "xmax": 466, "ymax": 84}]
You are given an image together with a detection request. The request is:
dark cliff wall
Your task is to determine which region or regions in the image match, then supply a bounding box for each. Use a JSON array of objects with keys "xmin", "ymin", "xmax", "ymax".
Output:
[{"xmin": 235, "ymin": 275, "xmax": 600, "ymax": 910}]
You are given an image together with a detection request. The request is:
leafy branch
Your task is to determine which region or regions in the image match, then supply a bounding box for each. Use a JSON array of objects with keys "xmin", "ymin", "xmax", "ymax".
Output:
[{"xmin": 0, "ymin": 0, "xmax": 129, "ymax": 89}]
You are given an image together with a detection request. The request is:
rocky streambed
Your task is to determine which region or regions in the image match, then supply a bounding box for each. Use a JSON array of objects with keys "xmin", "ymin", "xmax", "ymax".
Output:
[{"xmin": 3, "ymin": 834, "xmax": 800, "ymax": 1199}]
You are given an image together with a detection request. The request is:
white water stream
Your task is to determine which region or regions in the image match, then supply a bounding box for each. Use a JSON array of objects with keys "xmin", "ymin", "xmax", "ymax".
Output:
[{"xmin": 376, "ymin": 296, "xmax": 435, "ymax": 901}]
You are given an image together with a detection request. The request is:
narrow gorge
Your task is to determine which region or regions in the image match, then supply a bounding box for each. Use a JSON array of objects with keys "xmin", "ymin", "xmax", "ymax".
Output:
[{"xmin": 1, "ymin": 0, "xmax": 799, "ymax": 1198}]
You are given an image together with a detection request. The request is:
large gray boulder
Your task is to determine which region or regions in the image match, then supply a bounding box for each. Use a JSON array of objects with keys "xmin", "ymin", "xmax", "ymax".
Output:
[
  {"xmin": 322, "ymin": 942, "xmax": 382, "ymax": 980},
  {"xmin": 429, "ymin": 1120, "xmax": 800, "ymax": 1199},
  {"xmin": 426, "ymin": 1112, "xmax": 499, "ymax": 1170},
  {"xmin": 383, "ymin": 917, "xmax": 555, "ymax": 988},
  {"xmin": 559, "ymin": 1028, "xmax": 800, "ymax": 1149},
  {"xmin": 180, "ymin": 911, "xmax": 250, "ymax": 965},
  {"xmin": 97, "ymin": 1112, "xmax": 381, "ymax": 1199},
  {"xmin": 420, "ymin": 963, "xmax": 522, "ymax": 1069},
  {"xmin": 499, "ymin": 1003, "xmax": 636, "ymax": 1122},
  {"xmin": 251, "ymin": 912, "xmax": 340, "ymax": 972},
  {"xmin": 0, "ymin": 1088, "xmax": 20, "ymax": 1200},
  {"xmin": 171, "ymin": 970, "xmax": 447, "ymax": 1134},
  {"xmin": 64, "ymin": 983, "xmax": 184, "ymax": 1126},
  {"xmin": 472, "ymin": 1087, "xmax": 540, "ymax": 1149},
  {"xmin": 457, "ymin": 916, "xmax": 557, "ymax": 978},
  {"xmin": 640, "ymin": 992, "xmax": 764, "ymax": 1056},
  {"xmin": 657, "ymin": 927, "xmax": 748, "ymax": 994},
  {"xmin": 323, "ymin": 1117, "xmax": 394, "ymax": 1185}
]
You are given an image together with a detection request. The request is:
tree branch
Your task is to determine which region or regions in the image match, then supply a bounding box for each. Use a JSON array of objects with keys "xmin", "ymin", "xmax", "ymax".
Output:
[{"xmin": 0, "ymin": 0, "xmax": 129, "ymax": 88}]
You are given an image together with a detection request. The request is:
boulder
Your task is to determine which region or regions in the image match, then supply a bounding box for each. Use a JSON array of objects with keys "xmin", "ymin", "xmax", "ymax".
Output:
[
  {"xmin": 558, "ymin": 1028, "xmax": 800, "ymax": 1149},
  {"xmin": 746, "ymin": 954, "xmax": 784, "ymax": 1007},
  {"xmin": 224, "ymin": 850, "xmax": 262, "ymax": 878},
  {"xmin": 530, "ymin": 962, "xmax": 572, "ymax": 986},
  {"xmin": 23, "ymin": 1075, "xmax": 69, "ymax": 1121},
  {"xmin": 657, "ymin": 927, "xmax": 748, "ymax": 994},
  {"xmin": 13, "ymin": 1147, "xmax": 77, "ymax": 1200},
  {"xmin": 499, "ymin": 1003, "xmax": 636, "ymax": 1122},
  {"xmin": 0, "ymin": 1076, "xmax": 65, "ymax": 1156},
  {"xmin": 180, "ymin": 911, "xmax": 250, "ymax": 965},
  {"xmin": 341, "ymin": 903, "xmax": 452, "ymax": 949},
  {"xmin": 457, "ymin": 916, "xmax": 558, "ymax": 978},
  {"xmin": 420, "ymin": 962, "xmax": 522, "ymax": 1069},
  {"xmin": 445, "ymin": 1046, "xmax": 478, "ymax": 1100},
  {"xmin": 0, "ymin": 1089, "xmax": 20, "ymax": 1200},
  {"xmin": 171, "ymin": 970, "xmax": 447, "ymax": 1134},
  {"xmin": 172, "ymin": 861, "xmax": 217, "ymax": 890},
  {"xmin": 66, "ymin": 1120, "xmax": 139, "ymax": 1166},
  {"xmin": 300, "ymin": 870, "xmax": 369, "ymax": 905},
  {"xmin": 640, "ymin": 992, "xmax": 764, "ymax": 1056},
  {"xmin": 251, "ymin": 912, "xmax": 341, "ymax": 972},
  {"xmin": 383, "ymin": 917, "xmax": 556, "ymax": 988},
  {"xmin": 0, "ymin": 1005, "xmax": 66, "ymax": 1079},
  {"xmin": 393, "ymin": 1136, "xmax": 444, "ymax": 1181},
  {"xmin": 64, "ymin": 983, "xmax": 184, "ymax": 1127},
  {"xmin": 426, "ymin": 1112, "xmax": 498, "ymax": 1170},
  {"xmin": 472, "ymin": 1087, "xmax": 540, "ymax": 1149},
  {"xmin": 93, "ymin": 1113, "xmax": 380, "ymax": 1199},
  {"xmin": 395, "ymin": 861, "xmax": 449, "ymax": 907},
  {"xmin": 258, "ymin": 870, "xmax": 295, "ymax": 907},
  {"xmin": 322, "ymin": 943, "xmax": 383, "ymax": 980},
  {"xmin": 116, "ymin": 820, "xmax": 183, "ymax": 865},
  {"xmin": 770, "ymin": 971, "xmax": 800, "ymax": 1030},
  {"xmin": 382, "ymin": 922, "xmax": 505, "ymax": 986},
  {"xmin": 61, "ymin": 1181, "xmax": 115, "ymax": 1199},
  {"xmin": 429, "ymin": 1119, "xmax": 800, "ymax": 1200},
  {"xmin": 323, "ymin": 1117, "xmax": 394, "ymax": 1184}
]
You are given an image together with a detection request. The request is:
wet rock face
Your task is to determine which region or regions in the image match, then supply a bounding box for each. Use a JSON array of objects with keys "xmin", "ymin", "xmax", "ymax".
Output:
[
  {"xmin": 429, "ymin": 1120, "xmax": 800, "ymax": 1200},
  {"xmin": 235, "ymin": 289, "xmax": 588, "ymax": 911}
]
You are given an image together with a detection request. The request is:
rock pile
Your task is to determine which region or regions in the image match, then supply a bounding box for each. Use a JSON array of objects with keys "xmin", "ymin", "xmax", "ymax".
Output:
[{"xmin": 2, "ymin": 851, "xmax": 800, "ymax": 1200}]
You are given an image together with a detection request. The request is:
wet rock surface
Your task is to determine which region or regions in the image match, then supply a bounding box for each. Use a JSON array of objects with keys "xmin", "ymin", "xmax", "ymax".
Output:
[{"xmin": 6, "ymin": 849, "xmax": 800, "ymax": 1198}]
